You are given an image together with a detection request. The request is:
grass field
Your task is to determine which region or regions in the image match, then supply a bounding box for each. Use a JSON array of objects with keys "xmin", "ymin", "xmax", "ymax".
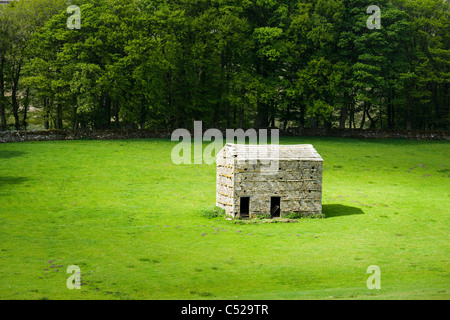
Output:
[{"xmin": 0, "ymin": 137, "xmax": 449, "ymax": 300}]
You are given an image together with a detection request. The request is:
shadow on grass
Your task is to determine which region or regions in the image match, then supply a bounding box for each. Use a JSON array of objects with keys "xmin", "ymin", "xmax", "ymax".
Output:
[
  {"xmin": 323, "ymin": 204, "xmax": 364, "ymax": 218},
  {"xmin": 0, "ymin": 150, "xmax": 27, "ymax": 159},
  {"xmin": 0, "ymin": 176, "xmax": 29, "ymax": 190}
]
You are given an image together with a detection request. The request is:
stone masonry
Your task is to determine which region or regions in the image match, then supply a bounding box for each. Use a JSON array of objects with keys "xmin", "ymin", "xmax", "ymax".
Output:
[{"xmin": 216, "ymin": 144, "xmax": 323, "ymax": 218}]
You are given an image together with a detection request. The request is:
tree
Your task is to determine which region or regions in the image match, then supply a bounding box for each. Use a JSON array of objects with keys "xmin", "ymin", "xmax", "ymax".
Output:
[
  {"xmin": 5, "ymin": 0, "xmax": 449, "ymax": 131},
  {"xmin": 0, "ymin": 0, "xmax": 66, "ymax": 130}
]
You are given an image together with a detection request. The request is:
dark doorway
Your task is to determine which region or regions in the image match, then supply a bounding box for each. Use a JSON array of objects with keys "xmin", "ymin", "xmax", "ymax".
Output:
[
  {"xmin": 271, "ymin": 197, "xmax": 281, "ymax": 218},
  {"xmin": 240, "ymin": 197, "xmax": 250, "ymax": 218}
]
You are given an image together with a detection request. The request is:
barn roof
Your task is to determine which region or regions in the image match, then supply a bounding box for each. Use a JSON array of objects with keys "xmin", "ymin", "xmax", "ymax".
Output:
[{"xmin": 221, "ymin": 143, "xmax": 323, "ymax": 161}]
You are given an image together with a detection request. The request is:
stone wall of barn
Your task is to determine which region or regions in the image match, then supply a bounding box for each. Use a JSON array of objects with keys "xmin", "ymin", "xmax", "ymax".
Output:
[
  {"xmin": 232, "ymin": 159, "xmax": 323, "ymax": 217},
  {"xmin": 215, "ymin": 148, "xmax": 235, "ymax": 216}
]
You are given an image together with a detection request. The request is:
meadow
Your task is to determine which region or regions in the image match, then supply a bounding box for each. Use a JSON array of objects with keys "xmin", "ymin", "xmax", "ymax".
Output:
[{"xmin": 0, "ymin": 137, "xmax": 449, "ymax": 300}]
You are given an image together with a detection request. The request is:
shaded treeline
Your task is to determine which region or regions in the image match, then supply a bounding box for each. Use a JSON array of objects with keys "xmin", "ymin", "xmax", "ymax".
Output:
[{"xmin": 0, "ymin": 0, "xmax": 448, "ymax": 131}]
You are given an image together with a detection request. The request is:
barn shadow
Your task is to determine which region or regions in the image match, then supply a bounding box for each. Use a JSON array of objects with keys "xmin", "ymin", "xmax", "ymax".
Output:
[{"xmin": 322, "ymin": 204, "xmax": 364, "ymax": 218}]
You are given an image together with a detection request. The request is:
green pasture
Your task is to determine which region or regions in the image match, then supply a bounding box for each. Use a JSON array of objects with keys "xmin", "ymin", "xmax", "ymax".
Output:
[{"xmin": 0, "ymin": 137, "xmax": 449, "ymax": 299}]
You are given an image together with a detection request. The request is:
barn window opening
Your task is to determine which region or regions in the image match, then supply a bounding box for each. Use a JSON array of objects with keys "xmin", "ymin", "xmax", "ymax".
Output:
[
  {"xmin": 240, "ymin": 197, "xmax": 250, "ymax": 218},
  {"xmin": 271, "ymin": 197, "xmax": 281, "ymax": 218}
]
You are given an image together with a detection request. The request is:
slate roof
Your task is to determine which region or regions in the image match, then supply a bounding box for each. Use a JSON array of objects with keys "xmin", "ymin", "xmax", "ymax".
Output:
[{"xmin": 221, "ymin": 143, "xmax": 323, "ymax": 161}]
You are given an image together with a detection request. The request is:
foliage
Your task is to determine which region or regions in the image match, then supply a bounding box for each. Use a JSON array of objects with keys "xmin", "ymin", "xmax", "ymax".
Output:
[
  {"xmin": 201, "ymin": 206, "xmax": 226, "ymax": 218},
  {"xmin": 285, "ymin": 211, "xmax": 305, "ymax": 219},
  {"xmin": 0, "ymin": 0, "xmax": 448, "ymax": 131}
]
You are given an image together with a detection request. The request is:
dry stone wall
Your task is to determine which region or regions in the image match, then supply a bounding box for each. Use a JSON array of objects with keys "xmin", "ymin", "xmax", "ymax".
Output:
[
  {"xmin": 233, "ymin": 159, "xmax": 323, "ymax": 217},
  {"xmin": 0, "ymin": 129, "xmax": 172, "ymax": 143},
  {"xmin": 1, "ymin": 128, "xmax": 448, "ymax": 143}
]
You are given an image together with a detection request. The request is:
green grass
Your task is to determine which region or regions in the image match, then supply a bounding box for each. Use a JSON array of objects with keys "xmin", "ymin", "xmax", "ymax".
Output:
[{"xmin": 0, "ymin": 137, "xmax": 449, "ymax": 300}]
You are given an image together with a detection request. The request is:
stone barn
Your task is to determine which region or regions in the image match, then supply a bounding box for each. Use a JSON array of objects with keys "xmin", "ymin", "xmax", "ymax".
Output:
[{"xmin": 216, "ymin": 144, "xmax": 323, "ymax": 218}]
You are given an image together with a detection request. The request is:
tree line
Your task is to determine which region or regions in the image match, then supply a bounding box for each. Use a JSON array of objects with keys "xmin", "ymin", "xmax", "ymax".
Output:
[{"xmin": 0, "ymin": 0, "xmax": 448, "ymax": 131}]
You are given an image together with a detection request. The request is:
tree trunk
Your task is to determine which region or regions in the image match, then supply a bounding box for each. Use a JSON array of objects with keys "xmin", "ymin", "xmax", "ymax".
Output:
[
  {"xmin": 0, "ymin": 98, "xmax": 5, "ymax": 131},
  {"xmin": 44, "ymin": 98, "xmax": 50, "ymax": 130},
  {"xmin": 72, "ymin": 106, "xmax": 78, "ymax": 131},
  {"xmin": 22, "ymin": 87, "xmax": 30, "ymax": 130},
  {"xmin": 310, "ymin": 116, "xmax": 318, "ymax": 129},
  {"xmin": 339, "ymin": 105, "xmax": 348, "ymax": 129},
  {"xmin": 254, "ymin": 100, "xmax": 262, "ymax": 129},
  {"xmin": 238, "ymin": 106, "xmax": 244, "ymax": 128},
  {"xmin": 283, "ymin": 103, "xmax": 290, "ymax": 130},
  {"xmin": 212, "ymin": 102, "xmax": 219, "ymax": 128},
  {"xmin": 11, "ymin": 88, "xmax": 20, "ymax": 130},
  {"xmin": 406, "ymin": 94, "xmax": 413, "ymax": 130},
  {"xmin": 11, "ymin": 64, "xmax": 21, "ymax": 130},
  {"xmin": 270, "ymin": 105, "xmax": 275, "ymax": 127},
  {"xmin": 114, "ymin": 102, "xmax": 120, "ymax": 129},
  {"xmin": 379, "ymin": 104, "xmax": 383, "ymax": 129},
  {"xmin": 387, "ymin": 97, "xmax": 393, "ymax": 129},
  {"xmin": 56, "ymin": 103, "xmax": 63, "ymax": 129},
  {"xmin": 138, "ymin": 95, "xmax": 146, "ymax": 129},
  {"xmin": 366, "ymin": 105, "xmax": 377, "ymax": 129},
  {"xmin": 339, "ymin": 92, "xmax": 350, "ymax": 129},
  {"xmin": 0, "ymin": 57, "xmax": 6, "ymax": 131},
  {"xmin": 349, "ymin": 103, "xmax": 355, "ymax": 129},
  {"xmin": 324, "ymin": 118, "xmax": 332, "ymax": 130},
  {"xmin": 254, "ymin": 99, "xmax": 270, "ymax": 129},
  {"xmin": 299, "ymin": 104, "xmax": 305, "ymax": 129},
  {"xmin": 359, "ymin": 103, "xmax": 367, "ymax": 129}
]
